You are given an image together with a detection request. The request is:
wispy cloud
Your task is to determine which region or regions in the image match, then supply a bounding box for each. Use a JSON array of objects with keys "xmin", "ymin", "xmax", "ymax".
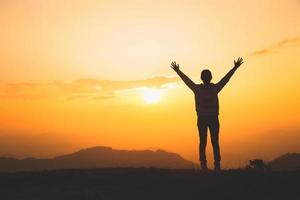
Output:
[
  {"xmin": 249, "ymin": 37, "xmax": 299, "ymax": 56},
  {"xmin": 0, "ymin": 76, "xmax": 179, "ymax": 100},
  {"xmin": 67, "ymin": 94, "xmax": 115, "ymax": 101}
]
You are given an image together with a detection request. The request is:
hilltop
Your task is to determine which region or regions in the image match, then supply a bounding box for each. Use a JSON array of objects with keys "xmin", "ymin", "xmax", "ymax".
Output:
[{"xmin": 0, "ymin": 146, "xmax": 196, "ymax": 172}]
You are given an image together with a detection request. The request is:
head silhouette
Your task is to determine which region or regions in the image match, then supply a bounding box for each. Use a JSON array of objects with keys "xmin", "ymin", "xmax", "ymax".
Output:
[{"xmin": 201, "ymin": 69, "xmax": 212, "ymax": 84}]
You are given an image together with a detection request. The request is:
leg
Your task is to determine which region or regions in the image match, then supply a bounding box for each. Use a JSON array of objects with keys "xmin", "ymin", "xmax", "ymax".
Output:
[
  {"xmin": 197, "ymin": 116, "xmax": 208, "ymax": 169},
  {"xmin": 208, "ymin": 116, "xmax": 221, "ymax": 170}
]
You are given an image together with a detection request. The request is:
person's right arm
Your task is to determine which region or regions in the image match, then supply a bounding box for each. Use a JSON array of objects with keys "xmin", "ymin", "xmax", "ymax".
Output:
[
  {"xmin": 170, "ymin": 61, "xmax": 197, "ymax": 92},
  {"xmin": 216, "ymin": 57, "xmax": 244, "ymax": 93}
]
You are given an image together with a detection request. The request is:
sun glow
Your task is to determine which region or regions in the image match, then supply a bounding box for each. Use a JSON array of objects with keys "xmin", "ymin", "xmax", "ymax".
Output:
[{"xmin": 143, "ymin": 88, "xmax": 161, "ymax": 104}]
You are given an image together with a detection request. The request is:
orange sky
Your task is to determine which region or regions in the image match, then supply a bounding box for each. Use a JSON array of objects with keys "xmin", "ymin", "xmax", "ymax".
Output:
[{"xmin": 0, "ymin": 0, "xmax": 300, "ymax": 168}]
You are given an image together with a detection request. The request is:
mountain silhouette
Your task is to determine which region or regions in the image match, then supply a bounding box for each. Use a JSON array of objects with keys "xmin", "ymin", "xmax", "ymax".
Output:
[
  {"xmin": 269, "ymin": 153, "xmax": 300, "ymax": 171},
  {"xmin": 0, "ymin": 146, "xmax": 196, "ymax": 172}
]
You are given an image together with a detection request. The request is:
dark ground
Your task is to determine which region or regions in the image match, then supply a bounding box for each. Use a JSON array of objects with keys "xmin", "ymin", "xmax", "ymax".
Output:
[{"xmin": 0, "ymin": 168, "xmax": 299, "ymax": 200}]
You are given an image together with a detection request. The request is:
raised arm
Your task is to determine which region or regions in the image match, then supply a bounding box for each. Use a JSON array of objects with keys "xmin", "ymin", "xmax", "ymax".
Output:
[
  {"xmin": 170, "ymin": 61, "xmax": 197, "ymax": 92},
  {"xmin": 216, "ymin": 57, "xmax": 244, "ymax": 93}
]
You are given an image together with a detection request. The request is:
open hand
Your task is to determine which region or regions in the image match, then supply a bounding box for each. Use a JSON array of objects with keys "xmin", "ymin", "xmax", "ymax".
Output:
[
  {"xmin": 170, "ymin": 61, "xmax": 180, "ymax": 71},
  {"xmin": 234, "ymin": 57, "xmax": 244, "ymax": 68}
]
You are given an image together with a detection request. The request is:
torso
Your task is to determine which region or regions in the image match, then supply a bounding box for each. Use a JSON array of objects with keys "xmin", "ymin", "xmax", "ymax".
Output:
[{"xmin": 194, "ymin": 83, "xmax": 219, "ymax": 115}]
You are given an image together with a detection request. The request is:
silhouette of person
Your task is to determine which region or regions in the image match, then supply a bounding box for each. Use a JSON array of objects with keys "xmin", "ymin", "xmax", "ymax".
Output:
[{"xmin": 170, "ymin": 58, "xmax": 244, "ymax": 171}]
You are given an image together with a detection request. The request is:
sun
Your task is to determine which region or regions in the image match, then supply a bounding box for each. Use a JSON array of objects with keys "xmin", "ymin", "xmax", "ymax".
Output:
[{"xmin": 143, "ymin": 88, "xmax": 161, "ymax": 104}]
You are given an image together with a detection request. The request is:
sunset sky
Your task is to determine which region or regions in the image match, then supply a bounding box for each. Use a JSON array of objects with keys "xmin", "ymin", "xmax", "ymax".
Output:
[{"xmin": 0, "ymin": 0, "xmax": 300, "ymax": 168}]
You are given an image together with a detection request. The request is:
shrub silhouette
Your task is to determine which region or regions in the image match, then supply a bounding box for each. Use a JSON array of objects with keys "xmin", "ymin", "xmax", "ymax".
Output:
[{"xmin": 246, "ymin": 159, "xmax": 271, "ymax": 171}]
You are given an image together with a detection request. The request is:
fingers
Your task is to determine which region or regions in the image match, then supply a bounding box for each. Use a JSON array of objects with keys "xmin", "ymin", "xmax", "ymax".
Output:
[
  {"xmin": 170, "ymin": 61, "xmax": 176, "ymax": 69},
  {"xmin": 171, "ymin": 61, "xmax": 179, "ymax": 68},
  {"xmin": 239, "ymin": 57, "xmax": 244, "ymax": 65},
  {"xmin": 235, "ymin": 57, "xmax": 244, "ymax": 66}
]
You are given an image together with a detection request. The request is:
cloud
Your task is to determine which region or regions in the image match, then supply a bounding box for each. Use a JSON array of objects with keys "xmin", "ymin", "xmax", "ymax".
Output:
[
  {"xmin": 67, "ymin": 94, "xmax": 115, "ymax": 101},
  {"xmin": 0, "ymin": 76, "xmax": 179, "ymax": 101},
  {"xmin": 92, "ymin": 95, "xmax": 115, "ymax": 100},
  {"xmin": 0, "ymin": 129, "xmax": 81, "ymax": 159},
  {"xmin": 249, "ymin": 37, "xmax": 299, "ymax": 56}
]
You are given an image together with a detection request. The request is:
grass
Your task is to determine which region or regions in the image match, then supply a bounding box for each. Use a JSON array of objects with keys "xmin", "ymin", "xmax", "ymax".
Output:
[{"xmin": 0, "ymin": 168, "xmax": 299, "ymax": 200}]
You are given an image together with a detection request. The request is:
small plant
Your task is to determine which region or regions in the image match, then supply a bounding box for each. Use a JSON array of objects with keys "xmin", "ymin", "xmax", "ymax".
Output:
[{"xmin": 245, "ymin": 159, "xmax": 271, "ymax": 171}]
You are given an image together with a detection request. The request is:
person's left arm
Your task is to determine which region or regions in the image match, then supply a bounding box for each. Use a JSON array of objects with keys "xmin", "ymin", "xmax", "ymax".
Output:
[{"xmin": 170, "ymin": 61, "xmax": 197, "ymax": 92}]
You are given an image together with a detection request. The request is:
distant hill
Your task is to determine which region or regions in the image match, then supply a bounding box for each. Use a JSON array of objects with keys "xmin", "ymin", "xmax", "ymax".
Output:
[
  {"xmin": 0, "ymin": 146, "xmax": 196, "ymax": 172},
  {"xmin": 269, "ymin": 153, "xmax": 300, "ymax": 171}
]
